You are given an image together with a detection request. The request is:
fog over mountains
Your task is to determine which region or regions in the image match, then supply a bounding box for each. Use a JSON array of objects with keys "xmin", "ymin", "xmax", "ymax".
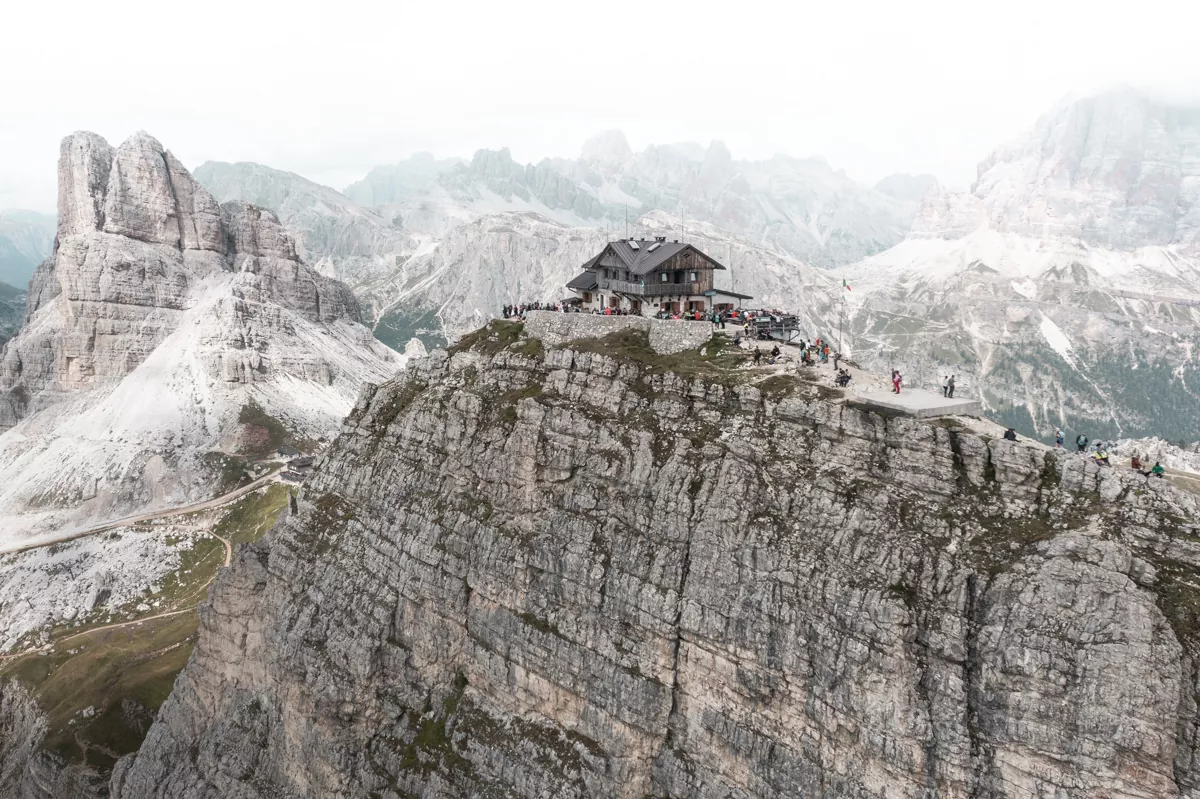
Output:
[
  {"xmin": 182, "ymin": 88, "xmax": 1200, "ymax": 444},
  {"xmin": 2, "ymin": 88, "xmax": 1197, "ymax": 445}
]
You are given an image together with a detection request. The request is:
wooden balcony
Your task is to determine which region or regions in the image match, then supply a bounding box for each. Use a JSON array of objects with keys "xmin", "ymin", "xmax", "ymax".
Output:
[{"xmin": 601, "ymin": 278, "xmax": 702, "ymax": 296}]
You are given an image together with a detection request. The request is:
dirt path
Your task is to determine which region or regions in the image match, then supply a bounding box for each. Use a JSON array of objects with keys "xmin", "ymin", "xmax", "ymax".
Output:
[
  {"xmin": 211, "ymin": 530, "xmax": 233, "ymax": 567},
  {"xmin": 0, "ymin": 542, "xmax": 232, "ymax": 666},
  {"xmin": 2, "ymin": 473, "xmax": 278, "ymax": 556},
  {"xmin": 0, "ymin": 481, "xmax": 272, "ymax": 666}
]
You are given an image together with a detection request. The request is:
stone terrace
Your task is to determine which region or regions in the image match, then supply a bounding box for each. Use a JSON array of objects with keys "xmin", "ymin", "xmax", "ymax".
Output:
[{"xmin": 522, "ymin": 311, "xmax": 712, "ymax": 355}]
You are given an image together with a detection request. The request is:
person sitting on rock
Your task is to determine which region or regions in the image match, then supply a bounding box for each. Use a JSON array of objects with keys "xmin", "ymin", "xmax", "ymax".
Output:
[
  {"xmin": 1131, "ymin": 453, "xmax": 1143, "ymax": 471},
  {"xmin": 1152, "ymin": 462, "xmax": 1166, "ymax": 478},
  {"xmin": 1003, "ymin": 428, "xmax": 1018, "ymax": 442},
  {"xmin": 1092, "ymin": 448, "xmax": 1111, "ymax": 467}
]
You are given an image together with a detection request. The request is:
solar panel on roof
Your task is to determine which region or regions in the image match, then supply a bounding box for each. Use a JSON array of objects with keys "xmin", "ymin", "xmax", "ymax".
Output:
[{"xmin": 628, "ymin": 240, "xmax": 640, "ymax": 250}]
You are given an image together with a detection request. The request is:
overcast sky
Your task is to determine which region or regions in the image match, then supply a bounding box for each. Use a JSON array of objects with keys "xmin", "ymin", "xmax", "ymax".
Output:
[{"xmin": 2, "ymin": 0, "xmax": 1197, "ymax": 211}]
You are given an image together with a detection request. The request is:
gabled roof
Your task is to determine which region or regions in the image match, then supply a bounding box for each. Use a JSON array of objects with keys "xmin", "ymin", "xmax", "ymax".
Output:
[
  {"xmin": 566, "ymin": 270, "xmax": 598, "ymax": 290},
  {"xmin": 579, "ymin": 240, "xmax": 727, "ymax": 276}
]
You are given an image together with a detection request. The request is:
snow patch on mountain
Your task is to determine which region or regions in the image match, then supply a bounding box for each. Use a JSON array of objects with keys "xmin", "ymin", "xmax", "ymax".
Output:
[
  {"xmin": 1011, "ymin": 280, "xmax": 1037, "ymax": 300},
  {"xmin": 1039, "ymin": 315, "xmax": 1077, "ymax": 367}
]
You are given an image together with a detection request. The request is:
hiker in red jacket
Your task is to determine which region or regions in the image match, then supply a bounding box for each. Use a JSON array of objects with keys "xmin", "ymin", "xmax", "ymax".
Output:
[{"xmin": 892, "ymin": 370, "xmax": 902, "ymax": 394}]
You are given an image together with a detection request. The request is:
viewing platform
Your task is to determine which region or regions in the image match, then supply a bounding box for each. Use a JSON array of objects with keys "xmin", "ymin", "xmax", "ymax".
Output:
[{"xmin": 851, "ymin": 388, "xmax": 982, "ymax": 419}]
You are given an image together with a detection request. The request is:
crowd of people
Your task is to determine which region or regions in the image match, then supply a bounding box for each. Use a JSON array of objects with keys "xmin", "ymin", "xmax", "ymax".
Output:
[
  {"xmin": 502, "ymin": 302, "xmax": 564, "ymax": 318},
  {"xmin": 1047, "ymin": 428, "xmax": 1166, "ymax": 476}
]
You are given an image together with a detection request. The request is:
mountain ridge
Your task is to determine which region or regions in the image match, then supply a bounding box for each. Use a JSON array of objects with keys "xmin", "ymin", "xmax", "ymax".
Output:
[{"xmin": 0, "ymin": 130, "xmax": 401, "ymax": 545}]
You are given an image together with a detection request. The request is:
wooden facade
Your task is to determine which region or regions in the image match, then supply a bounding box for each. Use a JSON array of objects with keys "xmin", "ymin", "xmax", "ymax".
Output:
[{"xmin": 567, "ymin": 239, "xmax": 746, "ymax": 315}]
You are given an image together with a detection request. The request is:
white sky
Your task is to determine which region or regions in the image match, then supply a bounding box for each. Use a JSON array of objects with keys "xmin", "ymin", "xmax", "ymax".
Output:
[{"xmin": 2, "ymin": 0, "xmax": 1198, "ymax": 211}]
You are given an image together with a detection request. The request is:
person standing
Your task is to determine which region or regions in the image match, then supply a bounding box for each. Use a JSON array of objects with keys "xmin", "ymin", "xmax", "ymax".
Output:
[
  {"xmin": 1055, "ymin": 428, "xmax": 1064, "ymax": 448},
  {"xmin": 947, "ymin": 375, "xmax": 956, "ymax": 398},
  {"xmin": 942, "ymin": 375, "xmax": 950, "ymax": 397},
  {"xmin": 1076, "ymin": 433, "xmax": 1088, "ymax": 453}
]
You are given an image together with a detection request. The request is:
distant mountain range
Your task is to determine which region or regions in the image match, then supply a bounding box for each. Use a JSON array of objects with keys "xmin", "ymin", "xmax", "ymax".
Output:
[
  {"xmin": 195, "ymin": 134, "xmax": 930, "ymax": 349},
  {"xmin": 339, "ymin": 132, "xmax": 930, "ymax": 269},
  {"xmin": 845, "ymin": 88, "xmax": 1200, "ymax": 442},
  {"xmin": 187, "ymin": 88, "xmax": 1200, "ymax": 444},
  {"xmin": 0, "ymin": 280, "xmax": 25, "ymax": 347},
  {"xmin": 0, "ymin": 209, "xmax": 55, "ymax": 289}
]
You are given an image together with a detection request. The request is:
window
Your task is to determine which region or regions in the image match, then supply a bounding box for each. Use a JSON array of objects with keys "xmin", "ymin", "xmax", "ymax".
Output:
[
  {"xmin": 660, "ymin": 273, "xmax": 669, "ymax": 282},
  {"xmin": 689, "ymin": 271, "xmax": 698, "ymax": 282}
]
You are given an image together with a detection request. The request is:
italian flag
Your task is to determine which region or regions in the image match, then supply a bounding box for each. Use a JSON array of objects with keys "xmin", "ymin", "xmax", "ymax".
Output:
[{"xmin": 843, "ymin": 279, "xmax": 851, "ymax": 292}]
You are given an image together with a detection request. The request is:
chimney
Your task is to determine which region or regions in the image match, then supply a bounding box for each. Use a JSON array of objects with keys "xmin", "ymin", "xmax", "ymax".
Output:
[{"xmin": 655, "ymin": 236, "xmax": 666, "ymax": 242}]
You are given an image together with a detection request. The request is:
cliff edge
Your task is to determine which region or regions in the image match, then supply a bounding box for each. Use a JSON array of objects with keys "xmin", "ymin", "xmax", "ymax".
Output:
[{"xmin": 114, "ymin": 321, "xmax": 1200, "ymax": 798}]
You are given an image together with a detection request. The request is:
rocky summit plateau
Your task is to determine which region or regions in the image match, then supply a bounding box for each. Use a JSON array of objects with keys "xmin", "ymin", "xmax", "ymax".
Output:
[{"xmin": 104, "ymin": 318, "xmax": 1200, "ymax": 798}]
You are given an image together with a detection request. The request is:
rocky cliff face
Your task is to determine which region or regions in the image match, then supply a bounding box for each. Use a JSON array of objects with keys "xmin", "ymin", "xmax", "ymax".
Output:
[
  {"xmin": 0, "ymin": 131, "xmax": 400, "ymax": 544},
  {"xmin": 114, "ymin": 322, "xmax": 1200, "ymax": 798},
  {"xmin": 904, "ymin": 88, "xmax": 1200, "ymax": 250},
  {"xmin": 972, "ymin": 89, "xmax": 1200, "ymax": 251}
]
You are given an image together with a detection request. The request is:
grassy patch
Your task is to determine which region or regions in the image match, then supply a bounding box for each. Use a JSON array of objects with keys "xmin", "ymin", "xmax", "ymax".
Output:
[
  {"xmin": 213, "ymin": 483, "xmax": 292, "ymax": 548},
  {"xmin": 1149, "ymin": 556, "xmax": 1200, "ymax": 655},
  {"xmin": 516, "ymin": 610, "xmax": 562, "ymax": 638},
  {"xmin": 512, "ymin": 337, "xmax": 545, "ymax": 359},
  {"xmin": 141, "ymin": 537, "xmax": 224, "ymax": 612},
  {"xmin": 398, "ymin": 672, "xmax": 471, "ymax": 777},
  {"xmin": 237, "ymin": 402, "xmax": 316, "ymax": 456},
  {"xmin": 200, "ymin": 451, "xmax": 249, "ymax": 494},
  {"xmin": 292, "ymin": 493, "xmax": 355, "ymax": 556},
  {"xmin": 756, "ymin": 374, "xmax": 802, "ymax": 400},
  {"xmin": 447, "ymin": 320, "xmax": 526, "ymax": 357},
  {"xmin": 496, "ymin": 382, "xmax": 544, "ymax": 425},
  {"xmin": 1, "ymin": 613, "xmax": 198, "ymax": 771},
  {"xmin": 0, "ymin": 483, "xmax": 292, "ymax": 783},
  {"xmin": 568, "ymin": 329, "xmax": 749, "ymax": 386}
]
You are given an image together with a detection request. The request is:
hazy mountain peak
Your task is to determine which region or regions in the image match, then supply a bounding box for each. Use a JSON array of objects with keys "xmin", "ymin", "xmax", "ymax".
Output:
[
  {"xmin": 901, "ymin": 88, "xmax": 1200, "ymax": 250},
  {"xmin": 874, "ymin": 173, "xmax": 938, "ymax": 203},
  {"xmin": 580, "ymin": 129, "xmax": 632, "ymax": 164}
]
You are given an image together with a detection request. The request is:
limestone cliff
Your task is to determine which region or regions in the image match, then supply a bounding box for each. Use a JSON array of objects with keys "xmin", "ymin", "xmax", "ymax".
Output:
[
  {"xmin": 0, "ymin": 131, "xmax": 400, "ymax": 544},
  {"xmin": 115, "ymin": 322, "xmax": 1200, "ymax": 798}
]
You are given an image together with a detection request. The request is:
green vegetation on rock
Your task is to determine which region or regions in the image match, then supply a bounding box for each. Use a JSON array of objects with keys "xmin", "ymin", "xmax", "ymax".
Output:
[{"xmin": 0, "ymin": 483, "xmax": 293, "ymax": 782}]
